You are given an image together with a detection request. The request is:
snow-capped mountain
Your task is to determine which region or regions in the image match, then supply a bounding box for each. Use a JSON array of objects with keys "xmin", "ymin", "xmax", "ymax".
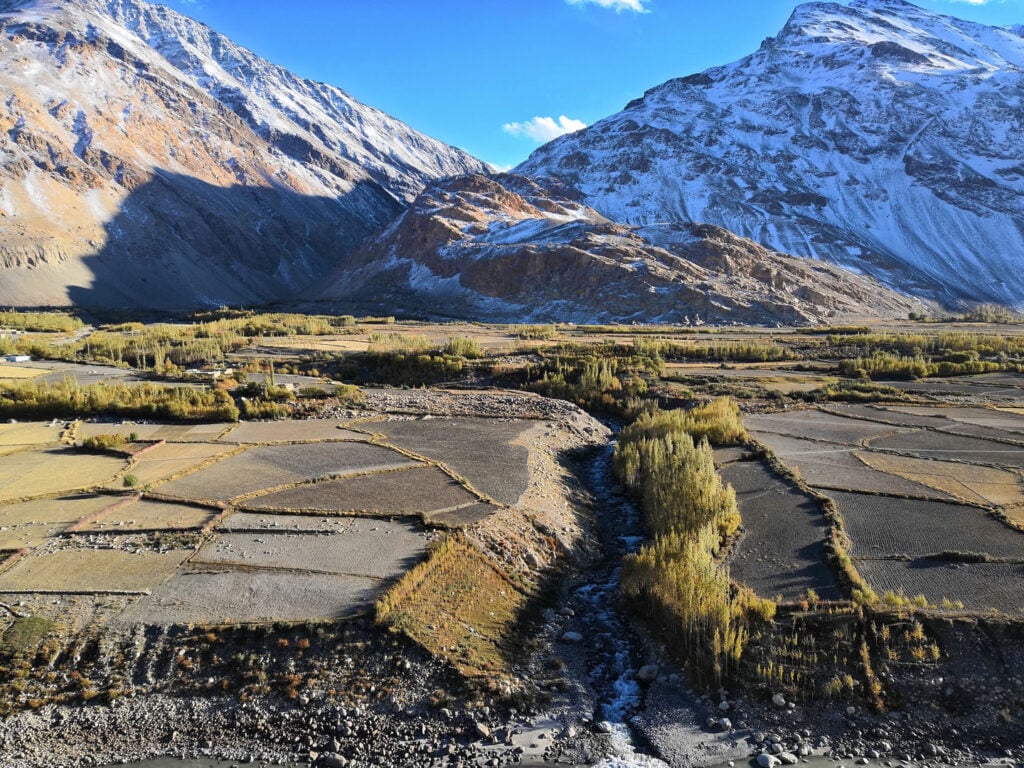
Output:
[
  {"xmin": 316, "ymin": 173, "xmax": 925, "ymax": 324},
  {"xmin": 0, "ymin": 0, "xmax": 487, "ymax": 309},
  {"xmin": 516, "ymin": 0, "xmax": 1024, "ymax": 308}
]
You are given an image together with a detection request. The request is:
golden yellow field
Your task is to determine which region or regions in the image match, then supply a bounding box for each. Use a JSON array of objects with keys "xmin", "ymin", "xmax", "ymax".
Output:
[
  {"xmin": 0, "ymin": 547, "xmax": 195, "ymax": 592},
  {"xmin": 0, "ymin": 494, "xmax": 118, "ymax": 526},
  {"xmin": 0, "ymin": 449, "xmax": 126, "ymax": 501},
  {"xmin": 0, "ymin": 421, "xmax": 64, "ymax": 447},
  {"xmin": 856, "ymin": 452, "xmax": 1024, "ymax": 507},
  {"xmin": 78, "ymin": 499, "xmax": 219, "ymax": 532},
  {"xmin": 0, "ymin": 364, "xmax": 48, "ymax": 380},
  {"xmin": 108, "ymin": 442, "xmax": 241, "ymax": 488},
  {"xmin": 77, "ymin": 422, "xmax": 232, "ymax": 442},
  {"xmin": 219, "ymin": 420, "xmax": 365, "ymax": 444}
]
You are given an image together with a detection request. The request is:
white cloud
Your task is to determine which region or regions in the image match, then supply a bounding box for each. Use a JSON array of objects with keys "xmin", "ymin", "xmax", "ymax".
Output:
[
  {"xmin": 502, "ymin": 115, "xmax": 588, "ymax": 143},
  {"xmin": 566, "ymin": 0, "xmax": 651, "ymax": 12}
]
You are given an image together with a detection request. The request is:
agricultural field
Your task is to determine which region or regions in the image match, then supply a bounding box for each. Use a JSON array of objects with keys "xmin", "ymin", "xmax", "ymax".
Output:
[
  {"xmin": 744, "ymin": 400, "xmax": 1024, "ymax": 615},
  {"xmin": 856, "ymin": 453, "xmax": 1024, "ymax": 507},
  {"xmin": 0, "ymin": 447, "xmax": 125, "ymax": 502},
  {"xmin": 115, "ymin": 569, "xmax": 382, "ymax": 625},
  {"xmin": 193, "ymin": 518, "xmax": 428, "ymax": 580},
  {"xmin": 107, "ymin": 441, "xmax": 242, "ymax": 488},
  {"xmin": 828, "ymin": 490, "xmax": 1024, "ymax": 560},
  {"xmin": 218, "ymin": 419, "xmax": 366, "ymax": 443},
  {"xmin": 77, "ymin": 422, "xmax": 231, "ymax": 442},
  {"xmin": 720, "ymin": 458, "xmax": 840, "ymax": 603},
  {"xmin": 75, "ymin": 499, "xmax": 221, "ymax": 533},
  {"xmin": 153, "ymin": 442, "xmax": 419, "ymax": 501},
  {"xmin": 0, "ymin": 547, "xmax": 194, "ymax": 593},
  {"xmin": 854, "ymin": 559, "xmax": 1024, "ymax": 614},
  {"xmin": 0, "ymin": 389, "xmax": 578, "ymax": 658},
  {"xmin": 0, "ymin": 420, "xmax": 64, "ymax": 447},
  {"xmin": 867, "ymin": 430, "xmax": 1024, "ymax": 468},
  {"xmin": 369, "ymin": 418, "xmax": 533, "ymax": 505},
  {"xmin": 241, "ymin": 465, "xmax": 481, "ymax": 519}
]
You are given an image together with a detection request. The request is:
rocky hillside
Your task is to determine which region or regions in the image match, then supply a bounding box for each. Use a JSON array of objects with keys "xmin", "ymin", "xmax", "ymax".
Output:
[
  {"xmin": 516, "ymin": 0, "xmax": 1024, "ymax": 308},
  {"xmin": 317, "ymin": 173, "xmax": 926, "ymax": 324},
  {"xmin": 0, "ymin": 0, "xmax": 487, "ymax": 310}
]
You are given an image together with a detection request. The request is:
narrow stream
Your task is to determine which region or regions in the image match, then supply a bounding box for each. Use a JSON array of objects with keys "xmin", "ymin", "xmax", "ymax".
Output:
[{"xmin": 579, "ymin": 442, "xmax": 671, "ymax": 768}]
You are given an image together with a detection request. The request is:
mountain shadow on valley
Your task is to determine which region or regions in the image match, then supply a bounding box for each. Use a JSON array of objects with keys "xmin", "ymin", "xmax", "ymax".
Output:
[{"xmin": 66, "ymin": 171, "xmax": 403, "ymax": 312}]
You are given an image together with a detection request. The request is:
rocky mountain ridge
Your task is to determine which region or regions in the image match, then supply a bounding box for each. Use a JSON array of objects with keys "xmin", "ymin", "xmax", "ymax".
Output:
[
  {"xmin": 516, "ymin": 0, "xmax": 1024, "ymax": 308},
  {"xmin": 0, "ymin": 0, "xmax": 486, "ymax": 309},
  {"xmin": 317, "ymin": 173, "xmax": 926, "ymax": 324}
]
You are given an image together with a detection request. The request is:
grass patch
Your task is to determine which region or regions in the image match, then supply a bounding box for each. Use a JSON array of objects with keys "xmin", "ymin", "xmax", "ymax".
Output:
[
  {"xmin": 376, "ymin": 535, "xmax": 528, "ymax": 681},
  {"xmin": 2, "ymin": 616, "xmax": 54, "ymax": 654}
]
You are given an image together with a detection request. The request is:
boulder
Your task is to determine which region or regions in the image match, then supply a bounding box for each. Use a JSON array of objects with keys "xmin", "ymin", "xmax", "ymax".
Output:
[{"xmin": 637, "ymin": 665, "xmax": 659, "ymax": 684}]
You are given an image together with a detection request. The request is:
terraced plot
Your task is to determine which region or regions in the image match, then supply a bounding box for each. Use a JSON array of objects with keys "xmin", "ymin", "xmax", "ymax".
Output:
[
  {"xmin": 0, "ymin": 548, "xmax": 194, "ymax": 593},
  {"xmin": 109, "ymin": 442, "xmax": 241, "ymax": 487},
  {"xmin": 193, "ymin": 518, "xmax": 427, "ymax": 580},
  {"xmin": 218, "ymin": 420, "xmax": 365, "ymax": 444},
  {"xmin": 867, "ymin": 430, "xmax": 1024, "ymax": 469},
  {"xmin": 827, "ymin": 490, "xmax": 1024, "ymax": 560},
  {"xmin": 721, "ymin": 460, "xmax": 840, "ymax": 602},
  {"xmin": 854, "ymin": 559, "xmax": 1024, "ymax": 615},
  {"xmin": 892, "ymin": 406, "xmax": 1024, "ymax": 436},
  {"xmin": 75, "ymin": 499, "xmax": 220, "ymax": 533},
  {"xmin": 753, "ymin": 433, "xmax": 948, "ymax": 499},
  {"xmin": 370, "ymin": 418, "xmax": 533, "ymax": 505},
  {"xmin": 115, "ymin": 569, "xmax": 380, "ymax": 625},
  {"xmin": 77, "ymin": 422, "xmax": 229, "ymax": 443},
  {"xmin": 746, "ymin": 410, "xmax": 910, "ymax": 446},
  {"xmin": 821, "ymin": 405, "xmax": 952, "ymax": 430},
  {"xmin": 0, "ymin": 494, "xmax": 117, "ymax": 527},
  {"xmin": 856, "ymin": 453, "xmax": 1024, "ymax": 507},
  {"xmin": 426, "ymin": 503, "xmax": 499, "ymax": 528},
  {"xmin": 241, "ymin": 466, "xmax": 479, "ymax": 518},
  {"xmin": 154, "ymin": 442, "xmax": 419, "ymax": 501},
  {"xmin": 0, "ymin": 421, "xmax": 63, "ymax": 447},
  {"xmin": 220, "ymin": 512, "xmax": 357, "ymax": 533},
  {"xmin": 0, "ymin": 450, "xmax": 126, "ymax": 501}
]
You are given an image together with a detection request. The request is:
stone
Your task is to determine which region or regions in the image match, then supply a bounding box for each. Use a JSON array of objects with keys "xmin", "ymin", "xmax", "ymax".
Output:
[
  {"xmin": 719, "ymin": 718, "xmax": 732, "ymax": 731},
  {"xmin": 595, "ymin": 721, "xmax": 614, "ymax": 734},
  {"xmin": 779, "ymin": 753, "xmax": 799, "ymax": 765},
  {"xmin": 560, "ymin": 631, "xmax": 584, "ymax": 643},
  {"xmin": 772, "ymin": 694, "xmax": 787, "ymax": 707},
  {"xmin": 637, "ymin": 665, "xmax": 659, "ymax": 684},
  {"xmin": 758, "ymin": 753, "xmax": 782, "ymax": 768},
  {"xmin": 474, "ymin": 723, "xmax": 491, "ymax": 740},
  {"xmin": 719, "ymin": 701, "xmax": 731, "ymax": 712},
  {"xmin": 320, "ymin": 754, "xmax": 348, "ymax": 768}
]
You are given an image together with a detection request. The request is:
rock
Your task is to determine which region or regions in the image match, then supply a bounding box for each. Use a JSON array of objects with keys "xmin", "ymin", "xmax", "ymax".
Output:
[
  {"xmin": 595, "ymin": 721, "xmax": 614, "ymax": 734},
  {"xmin": 319, "ymin": 754, "xmax": 348, "ymax": 768},
  {"xmin": 718, "ymin": 718, "xmax": 733, "ymax": 731},
  {"xmin": 719, "ymin": 701, "xmax": 731, "ymax": 712},
  {"xmin": 637, "ymin": 664, "xmax": 659, "ymax": 684},
  {"xmin": 758, "ymin": 753, "xmax": 782, "ymax": 768},
  {"xmin": 474, "ymin": 722, "xmax": 491, "ymax": 740},
  {"xmin": 772, "ymin": 694, "xmax": 787, "ymax": 708},
  {"xmin": 846, "ymin": 707, "xmax": 858, "ymax": 716},
  {"xmin": 560, "ymin": 631, "xmax": 584, "ymax": 643},
  {"xmin": 771, "ymin": 743, "xmax": 785, "ymax": 754},
  {"xmin": 779, "ymin": 752, "xmax": 798, "ymax": 765}
]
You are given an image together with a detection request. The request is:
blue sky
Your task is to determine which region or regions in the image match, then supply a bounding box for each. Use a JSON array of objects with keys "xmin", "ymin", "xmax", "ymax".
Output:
[{"xmin": 165, "ymin": 0, "xmax": 1024, "ymax": 169}]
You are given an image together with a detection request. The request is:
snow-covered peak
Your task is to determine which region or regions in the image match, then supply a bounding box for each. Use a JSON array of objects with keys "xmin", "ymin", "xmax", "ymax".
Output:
[
  {"xmin": 517, "ymin": 0, "xmax": 1024, "ymax": 308},
  {"xmin": 49, "ymin": 0, "xmax": 489, "ymax": 201},
  {"xmin": 773, "ymin": 0, "xmax": 1023, "ymax": 73}
]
